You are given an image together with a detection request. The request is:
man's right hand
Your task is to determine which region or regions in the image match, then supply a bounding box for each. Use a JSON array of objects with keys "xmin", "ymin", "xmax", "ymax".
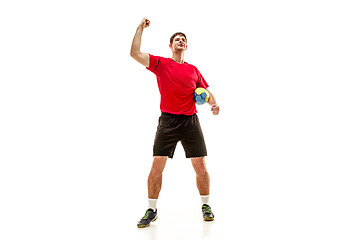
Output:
[{"xmin": 139, "ymin": 18, "xmax": 151, "ymax": 29}]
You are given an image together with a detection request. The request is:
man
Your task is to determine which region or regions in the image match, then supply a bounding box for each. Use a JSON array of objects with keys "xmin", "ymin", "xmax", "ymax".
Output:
[{"xmin": 130, "ymin": 18, "xmax": 220, "ymax": 228}]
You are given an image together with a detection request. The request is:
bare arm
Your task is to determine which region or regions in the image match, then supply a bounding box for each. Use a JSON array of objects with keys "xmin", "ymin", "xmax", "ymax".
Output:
[
  {"xmin": 130, "ymin": 18, "xmax": 150, "ymax": 67},
  {"xmin": 207, "ymin": 89, "xmax": 220, "ymax": 115}
]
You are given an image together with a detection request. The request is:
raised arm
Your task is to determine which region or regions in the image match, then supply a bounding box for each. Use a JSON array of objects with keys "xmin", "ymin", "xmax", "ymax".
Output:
[{"xmin": 130, "ymin": 18, "xmax": 151, "ymax": 67}]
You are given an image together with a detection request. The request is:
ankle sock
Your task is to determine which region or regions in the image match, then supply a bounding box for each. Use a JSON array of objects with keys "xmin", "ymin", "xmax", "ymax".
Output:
[
  {"xmin": 200, "ymin": 195, "xmax": 210, "ymax": 205},
  {"xmin": 148, "ymin": 198, "xmax": 157, "ymax": 211}
]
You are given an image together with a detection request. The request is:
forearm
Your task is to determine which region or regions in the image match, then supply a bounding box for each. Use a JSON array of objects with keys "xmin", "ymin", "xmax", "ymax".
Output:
[
  {"xmin": 130, "ymin": 26, "xmax": 144, "ymax": 56},
  {"xmin": 207, "ymin": 90, "xmax": 220, "ymax": 115},
  {"xmin": 208, "ymin": 90, "xmax": 217, "ymax": 106}
]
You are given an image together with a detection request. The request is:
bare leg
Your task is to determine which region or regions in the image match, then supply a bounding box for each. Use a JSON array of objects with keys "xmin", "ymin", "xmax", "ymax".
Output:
[
  {"xmin": 148, "ymin": 156, "xmax": 168, "ymax": 199},
  {"xmin": 191, "ymin": 157, "xmax": 210, "ymax": 195}
]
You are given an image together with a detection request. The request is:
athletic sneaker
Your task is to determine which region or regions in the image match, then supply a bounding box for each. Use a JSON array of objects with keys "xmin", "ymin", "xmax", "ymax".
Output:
[
  {"xmin": 202, "ymin": 204, "xmax": 214, "ymax": 221},
  {"xmin": 137, "ymin": 208, "xmax": 158, "ymax": 228}
]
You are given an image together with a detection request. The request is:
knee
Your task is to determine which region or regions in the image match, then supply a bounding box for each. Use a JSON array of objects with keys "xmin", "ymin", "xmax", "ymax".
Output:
[
  {"xmin": 192, "ymin": 157, "xmax": 208, "ymax": 176},
  {"xmin": 196, "ymin": 167, "xmax": 208, "ymax": 177},
  {"xmin": 150, "ymin": 156, "xmax": 167, "ymax": 177}
]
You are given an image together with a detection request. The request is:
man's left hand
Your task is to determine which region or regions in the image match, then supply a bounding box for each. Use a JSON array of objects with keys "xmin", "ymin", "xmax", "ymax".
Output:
[{"xmin": 211, "ymin": 104, "xmax": 220, "ymax": 115}]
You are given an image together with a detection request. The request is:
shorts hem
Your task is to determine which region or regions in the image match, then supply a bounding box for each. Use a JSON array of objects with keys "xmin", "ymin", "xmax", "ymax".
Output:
[
  {"xmin": 185, "ymin": 154, "xmax": 207, "ymax": 159},
  {"xmin": 153, "ymin": 154, "xmax": 174, "ymax": 159}
]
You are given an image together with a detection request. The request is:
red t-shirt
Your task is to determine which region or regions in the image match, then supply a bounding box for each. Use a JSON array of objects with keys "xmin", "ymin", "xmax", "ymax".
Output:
[{"xmin": 146, "ymin": 54, "xmax": 209, "ymax": 115}]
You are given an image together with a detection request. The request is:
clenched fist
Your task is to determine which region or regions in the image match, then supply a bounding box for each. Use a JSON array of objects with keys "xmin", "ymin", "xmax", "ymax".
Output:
[
  {"xmin": 139, "ymin": 18, "xmax": 151, "ymax": 29},
  {"xmin": 211, "ymin": 104, "xmax": 220, "ymax": 115}
]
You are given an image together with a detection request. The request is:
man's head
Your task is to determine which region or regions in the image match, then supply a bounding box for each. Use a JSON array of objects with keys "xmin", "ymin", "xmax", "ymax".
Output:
[{"xmin": 169, "ymin": 32, "xmax": 187, "ymax": 51}]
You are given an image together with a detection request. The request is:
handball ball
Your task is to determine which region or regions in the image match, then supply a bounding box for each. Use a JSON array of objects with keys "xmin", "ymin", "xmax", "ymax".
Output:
[{"xmin": 194, "ymin": 88, "xmax": 209, "ymax": 105}]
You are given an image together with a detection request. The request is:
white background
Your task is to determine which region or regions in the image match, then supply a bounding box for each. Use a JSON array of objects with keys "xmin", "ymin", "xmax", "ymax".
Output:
[{"xmin": 1, "ymin": 0, "xmax": 359, "ymax": 239}]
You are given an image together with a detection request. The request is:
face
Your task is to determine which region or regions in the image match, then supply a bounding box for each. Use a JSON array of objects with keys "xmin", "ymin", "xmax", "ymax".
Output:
[{"xmin": 170, "ymin": 35, "xmax": 187, "ymax": 51}]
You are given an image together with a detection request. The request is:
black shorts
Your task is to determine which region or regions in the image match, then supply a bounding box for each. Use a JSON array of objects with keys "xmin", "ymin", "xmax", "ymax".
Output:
[{"xmin": 153, "ymin": 112, "xmax": 207, "ymax": 158}]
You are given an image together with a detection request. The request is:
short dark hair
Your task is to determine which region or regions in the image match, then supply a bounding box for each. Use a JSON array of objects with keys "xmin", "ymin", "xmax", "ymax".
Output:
[{"xmin": 170, "ymin": 32, "xmax": 187, "ymax": 44}]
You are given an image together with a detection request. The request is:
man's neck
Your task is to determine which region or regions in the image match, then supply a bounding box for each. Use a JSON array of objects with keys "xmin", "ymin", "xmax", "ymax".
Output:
[{"xmin": 171, "ymin": 52, "xmax": 185, "ymax": 64}]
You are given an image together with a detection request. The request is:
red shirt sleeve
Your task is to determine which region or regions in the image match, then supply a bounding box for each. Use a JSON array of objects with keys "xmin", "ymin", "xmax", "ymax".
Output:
[
  {"xmin": 146, "ymin": 54, "xmax": 161, "ymax": 74},
  {"xmin": 194, "ymin": 66, "xmax": 209, "ymax": 89}
]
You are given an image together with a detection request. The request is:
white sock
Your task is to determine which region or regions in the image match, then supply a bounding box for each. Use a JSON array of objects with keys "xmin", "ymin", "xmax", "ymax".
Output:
[
  {"xmin": 200, "ymin": 195, "xmax": 210, "ymax": 205},
  {"xmin": 148, "ymin": 198, "xmax": 157, "ymax": 211}
]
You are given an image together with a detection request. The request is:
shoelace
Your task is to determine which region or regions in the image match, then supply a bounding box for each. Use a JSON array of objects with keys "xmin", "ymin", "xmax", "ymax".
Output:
[
  {"xmin": 203, "ymin": 206, "xmax": 212, "ymax": 214},
  {"xmin": 142, "ymin": 210, "xmax": 152, "ymax": 219}
]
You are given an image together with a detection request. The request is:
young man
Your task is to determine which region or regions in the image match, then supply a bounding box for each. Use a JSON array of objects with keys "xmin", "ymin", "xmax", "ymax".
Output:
[{"xmin": 130, "ymin": 18, "xmax": 220, "ymax": 228}]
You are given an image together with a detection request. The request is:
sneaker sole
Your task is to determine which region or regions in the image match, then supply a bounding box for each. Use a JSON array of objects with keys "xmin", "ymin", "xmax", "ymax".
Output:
[
  {"xmin": 137, "ymin": 215, "xmax": 158, "ymax": 228},
  {"xmin": 204, "ymin": 217, "xmax": 214, "ymax": 221}
]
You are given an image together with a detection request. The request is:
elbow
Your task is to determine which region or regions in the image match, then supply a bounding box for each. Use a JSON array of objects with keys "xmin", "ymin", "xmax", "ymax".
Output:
[
  {"xmin": 130, "ymin": 49, "xmax": 140, "ymax": 59},
  {"xmin": 130, "ymin": 50, "xmax": 135, "ymax": 58}
]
